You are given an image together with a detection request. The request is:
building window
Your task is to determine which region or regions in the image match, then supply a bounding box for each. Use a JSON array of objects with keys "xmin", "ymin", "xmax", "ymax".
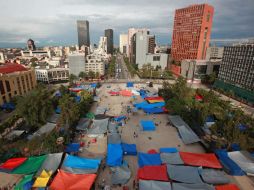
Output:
[
  {"xmin": 153, "ymin": 56, "xmax": 160, "ymax": 61},
  {"xmin": 206, "ymin": 13, "xmax": 210, "ymax": 22},
  {"xmin": 0, "ymin": 80, "xmax": 5, "ymax": 94},
  {"xmin": 5, "ymin": 80, "xmax": 11, "ymax": 92}
]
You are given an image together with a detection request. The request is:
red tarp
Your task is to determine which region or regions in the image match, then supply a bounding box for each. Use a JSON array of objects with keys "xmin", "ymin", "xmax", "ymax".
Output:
[
  {"xmin": 180, "ymin": 152, "xmax": 222, "ymax": 169},
  {"xmin": 145, "ymin": 97, "xmax": 164, "ymax": 101},
  {"xmin": 195, "ymin": 94, "xmax": 203, "ymax": 101},
  {"xmin": 108, "ymin": 91, "xmax": 119, "ymax": 96},
  {"xmin": 0, "ymin": 157, "xmax": 27, "ymax": 170},
  {"xmin": 216, "ymin": 184, "xmax": 240, "ymax": 190},
  {"xmin": 50, "ymin": 170, "xmax": 97, "ymax": 190},
  {"xmin": 137, "ymin": 165, "xmax": 169, "ymax": 181},
  {"xmin": 147, "ymin": 149, "xmax": 158, "ymax": 154},
  {"xmin": 120, "ymin": 90, "xmax": 132, "ymax": 97},
  {"xmin": 69, "ymin": 88, "xmax": 83, "ymax": 92}
]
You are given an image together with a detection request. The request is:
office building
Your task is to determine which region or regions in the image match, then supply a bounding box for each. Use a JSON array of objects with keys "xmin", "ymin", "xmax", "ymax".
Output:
[
  {"xmin": 98, "ymin": 37, "xmax": 107, "ymax": 53},
  {"xmin": 206, "ymin": 46, "xmax": 224, "ymax": 61},
  {"xmin": 0, "ymin": 64, "xmax": 37, "ymax": 105},
  {"xmin": 215, "ymin": 43, "xmax": 254, "ymax": 104},
  {"xmin": 86, "ymin": 54, "xmax": 105, "ymax": 76},
  {"xmin": 68, "ymin": 53, "xmax": 86, "ymax": 76},
  {"xmin": 21, "ymin": 50, "xmax": 51, "ymax": 58},
  {"xmin": 171, "ymin": 4, "xmax": 214, "ymax": 61},
  {"xmin": 27, "ymin": 39, "xmax": 36, "ymax": 50},
  {"xmin": 105, "ymin": 29, "xmax": 113, "ymax": 54},
  {"xmin": 77, "ymin": 20, "xmax": 90, "ymax": 49},
  {"xmin": 35, "ymin": 67, "xmax": 69, "ymax": 83},
  {"xmin": 119, "ymin": 34, "xmax": 128, "ymax": 54},
  {"xmin": 148, "ymin": 35, "xmax": 155, "ymax": 54}
]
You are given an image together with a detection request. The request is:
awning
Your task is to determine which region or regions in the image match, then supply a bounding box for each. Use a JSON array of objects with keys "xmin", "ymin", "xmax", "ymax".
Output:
[{"xmin": 138, "ymin": 165, "xmax": 169, "ymax": 181}]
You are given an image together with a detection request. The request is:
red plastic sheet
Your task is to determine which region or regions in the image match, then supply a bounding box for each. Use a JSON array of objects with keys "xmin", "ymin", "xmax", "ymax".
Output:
[
  {"xmin": 216, "ymin": 184, "xmax": 240, "ymax": 190},
  {"xmin": 180, "ymin": 152, "xmax": 222, "ymax": 169},
  {"xmin": 137, "ymin": 165, "xmax": 169, "ymax": 181},
  {"xmin": 0, "ymin": 157, "xmax": 27, "ymax": 170},
  {"xmin": 145, "ymin": 96, "xmax": 164, "ymax": 101},
  {"xmin": 147, "ymin": 149, "xmax": 158, "ymax": 154},
  {"xmin": 50, "ymin": 170, "xmax": 97, "ymax": 190},
  {"xmin": 108, "ymin": 91, "xmax": 120, "ymax": 96},
  {"xmin": 120, "ymin": 90, "xmax": 132, "ymax": 97}
]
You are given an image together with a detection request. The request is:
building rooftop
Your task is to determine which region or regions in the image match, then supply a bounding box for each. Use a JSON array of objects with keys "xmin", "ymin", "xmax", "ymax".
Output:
[{"xmin": 0, "ymin": 64, "xmax": 27, "ymax": 74}]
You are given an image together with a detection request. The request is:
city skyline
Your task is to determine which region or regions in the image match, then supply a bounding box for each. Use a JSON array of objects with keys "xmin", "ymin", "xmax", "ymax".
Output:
[{"xmin": 0, "ymin": 0, "xmax": 253, "ymax": 48}]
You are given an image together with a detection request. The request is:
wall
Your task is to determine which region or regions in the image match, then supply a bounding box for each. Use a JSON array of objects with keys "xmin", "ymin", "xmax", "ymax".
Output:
[
  {"xmin": 145, "ymin": 54, "xmax": 168, "ymax": 69},
  {"xmin": 68, "ymin": 54, "xmax": 85, "ymax": 76}
]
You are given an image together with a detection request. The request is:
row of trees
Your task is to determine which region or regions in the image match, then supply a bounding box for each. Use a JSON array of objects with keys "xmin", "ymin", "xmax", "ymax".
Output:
[
  {"xmin": 69, "ymin": 71, "xmax": 101, "ymax": 85},
  {"xmin": 107, "ymin": 56, "xmax": 116, "ymax": 77},
  {"xmin": 140, "ymin": 63, "xmax": 173, "ymax": 79},
  {"xmin": 159, "ymin": 77, "xmax": 254, "ymax": 150}
]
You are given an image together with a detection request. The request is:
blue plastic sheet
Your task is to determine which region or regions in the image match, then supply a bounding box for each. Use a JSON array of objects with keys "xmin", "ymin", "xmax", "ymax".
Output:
[
  {"xmin": 65, "ymin": 143, "xmax": 80, "ymax": 153},
  {"xmin": 134, "ymin": 101, "xmax": 148, "ymax": 109},
  {"xmin": 114, "ymin": 115, "xmax": 127, "ymax": 122},
  {"xmin": 107, "ymin": 144, "xmax": 123, "ymax": 166},
  {"xmin": 1, "ymin": 102, "xmax": 15, "ymax": 110},
  {"xmin": 140, "ymin": 120, "xmax": 156, "ymax": 131},
  {"xmin": 143, "ymin": 107, "xmax": 164, "ymax": 114},
  {"xmin": 90, "ymin": 83, "xmax": 97, "ymax": 88},
  {"xmin": 215, "ymin": 149, "xmax": 245, "ymax": 176},
  {"xmin": 75, "ymin": 96, "xmax": 81, "ymax": 103},
  {"xmin": 237, "ymin": 124, "xmax": 247, "ymax": 132},
  {"xmin": 206, "ymin": 116, "xmax": 215, "ymax": 122},
  {"xmin": 55, "ymin": 107, "xmax": 61, "ymax": 114},
  {"xmin": 138, "ymin": 152, "xmax": 162, "ymax": 167},
  {"xmin": 126, "ymin": 82, "xmax": 134, "ymax": 87},
  {"xmin": 63, "ymin": 154, "xmax": 101, "ymax": 169},
  {"xmin": 159, "ymin": 147, "xmax": 178, "ymax": 153},
  {"xmin": 142, "ymin": 102, "xmax": 165, "ymax": 109},
  {"xmin": 122, "ymin": 143, "xmax": 137, "ymax": 155}
]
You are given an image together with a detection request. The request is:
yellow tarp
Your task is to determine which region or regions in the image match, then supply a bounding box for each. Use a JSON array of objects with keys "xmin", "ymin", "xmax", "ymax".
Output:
[
  {"xmin": 33, "ymin": 170, "xmax": 52, "ymax": 187},
  {"xmin": 147, "ymin": 100, "xmax": 165, "ymax": 104}
]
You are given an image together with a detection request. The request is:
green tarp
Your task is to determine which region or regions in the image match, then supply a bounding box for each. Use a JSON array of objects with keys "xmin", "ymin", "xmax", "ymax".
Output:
[
  {"xmin": 14, "ymin": 174, "xmax": 33, "ymax": 190},
  {"xmin": 12, "ymin": 155, "xmax": 47, "ymax": 174},
  {"xmin": 86, "ymin": 112, "xmax": 95, "ymax": 119}
]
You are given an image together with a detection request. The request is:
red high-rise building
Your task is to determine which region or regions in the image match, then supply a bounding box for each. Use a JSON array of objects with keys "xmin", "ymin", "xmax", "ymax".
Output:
[{"xmin": 171, "ymin": 4, "xmax": 214, "ymax": 61}]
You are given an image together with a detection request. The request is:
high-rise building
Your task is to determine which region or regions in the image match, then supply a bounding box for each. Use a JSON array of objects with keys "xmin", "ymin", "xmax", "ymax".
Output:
[
  {"xmin": 0, "ymin": 52, "xmax": 4, "ymax": 63},
  {"xmin": 104, "ymin": 29, "xmax": 113, "ymax": 54},
  {"xmin": 119, "ymin": 34, "xmax": 128, "ymax": 54},
  {"xmin": 98, "ymin": 37, "xmax": 107, "ymax": 53},
  {"xmin": 206, "ymin": 46, "xmax": 224, "ymax": 61},
  {"xmin": 27, "ymin": 39, "xmax": 36, "ymax": 50},
  {"xmin": 148, "ymin": 35, "xmax": 156, "ymax": 54},
  {"xmin": 68, "ymin": 53, "xmax": 86, "ymax": 76},
  {"xmin": 171, "ymin": 4, "xmax": 214, "ymax": 61},
  {"xmin": 77, "ymin": 20, "xmax": 90, "ymax": 49}
]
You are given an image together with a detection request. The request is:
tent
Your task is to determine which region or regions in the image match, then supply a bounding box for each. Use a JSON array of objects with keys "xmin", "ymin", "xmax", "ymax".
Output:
[
  {"xmin": 215, "ymin": 184, "xmax": 240, "ymax": 190},
  {"xmin": 87, "ymin": 118, "xmax": 109, "ymax": 135},
  {"xmin": 180, "ymin": 152, "xmax": 222, "ymax": 169},
  {"xmin": 126, "ymin": 82, "xmax": 134, "ymax": 87},
  {"xmin": 29, "ymin": 123, "xmax": 56, "ymax": 140},
  {"xmin": 76, "ymin": 118, "xmax": 91, "ymax": 131},
  {"xmin": 139, "ymin": 180, "xmax": 172, "ymax": 190},
  {"xmin": 63, "ymin": 154, "xmax": 101, "ymax": 170},
  {"xmin": 0, "ymin": 172, "xmax": 23, "ymax": 189},
  {"xmin": 146, "ymin": 99, "xmax": 165, "ymax": 104},
  {"xmin": 36, "ymin": 153, "xmax": 63, "ymax": 176},
  {"xmin": 147, "ymin": 149, "xmax": 158, "ymax": 154},
  {"xmin": 140, "ymin": 120, "xmax": 156, "ymax": 131},
  {"xmin": 86, "ymin": 112, "xmax": 95, "ymax": 119},
  {"xmin": 122, "ymin": 143, "xmax": 137, "ymax": 155},
  {"xmin": 111, "ymin": 161, "xmax": 131, "ymax": 185},
  {"xmin": 138, "ymin": 165, "xmax": 169, "ymax": 181},
  {"xmin": 114, "ymin": 115, "xmax": 127, "ymax": 122},
  {"xmin": 160, "ymin": 152, "xmax": 184, "ymax": 165},
  {"xmin": 143, "ymin": 107, "xmax": 165, "ymax": 114},
  {"xmin": 33, "ymin": 170, "xmax": 52, "ymax": 188},
  {"xmin": 159, "ymin": 147, "xmax": 178, "ymax": 153},
  {"xmin": 215, "ymin": 150, "xmax": 245, "ymax": 176},
  {"xmin": 108, "ymin": 122, "xmax": 118, "ymax": 133},
  {"xmin": 108, "ymin": 133, "xmax": 121, "ymax": 144},
  {"xmin": 167, "ymin": 164, "xmax": 203, "ymax": 184},
  {"xmin": 106, "ymin": 144, "xmax": 123, "ymax": 166},
  {"xmin": 138, "ymin": 153, "xmax": 162, "ymax": 167},
  {"xmin": 145, "ymin": 96, "xmax": 164, "ymax": 101},
  {"xmin": 228, "ymin": 151, "xmax": 254, "ymax": 175},
  {"xmin": 65, "ymin": 143, "xmax": 80, "ymax": 153},
  {"xmin": 0, "ymin": 157, "xmax": 27, "ymax": 171},
  {"xmin": 47, "ymin": 113, "xmax": 60, "ymax": 124},
  {"xmin": 12, "ymin": 155, "xmax": 47, "ymax": 174},
  {"xmin": 50, "ymin": 170, "xmax": 96, "ymax": 190},
  {"xmin": 141, "ymin": 102, "xmax": 165, "ymax": 109},
  {"xmin": 95, "ymin": 106, "xmax": 107, "ymax": 115},
  {"xmin": 14, "ymin": 174, "xmax": 33, "ymax": 190},
  {"xmin": 134, "ymin": 101, "xmax": 149, "ymax": 109},
  {"xmin": 172, "ymin": 183, "xmax": 215, "ymax": 190},
  {"xmin": 120, "ymin": 90, "xmax": 133, "ymax": 97},
  {"xmin": 199, "ymin": 169, "xmax": 230, "ymax": 185},
  {"xmin": 61, "ymin": 166, "xmax": 98, "ymax": 174}
]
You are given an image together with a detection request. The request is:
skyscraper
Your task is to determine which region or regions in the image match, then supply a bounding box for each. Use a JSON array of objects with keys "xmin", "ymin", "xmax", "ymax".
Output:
[
  {"xmin": 119, "ymin": 34, "xmax": 128, "ymax": 54},
  {"xmin": 171, "ymin": 4, "xmax": 214, "ymax": 61},
  {"xmin": 77, "ymin": 20, "xmax": 90, "ymax": 49},
  {"xmin": 105, "ymin": 29, "xmax": 113, "ymax": 54}
]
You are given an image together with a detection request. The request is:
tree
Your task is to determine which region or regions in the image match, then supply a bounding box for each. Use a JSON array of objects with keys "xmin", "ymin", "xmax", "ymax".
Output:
[
  {"xmin": 31, "ymin": 62, "xmax": 37, "ymax": 67},
  {"xmin": 78, "ymin": 72, "xmax": 87, "ymax": 79},
  {"xmin": 59, "ymin": 85, "xmax": 69, "ymax": 96},
  {"xmin": 79, "ymin": 91, "xmax": 93, "ymax": 116},
  {"xmin": 88, "ymin": 71, "xmax": 95, "ymax": 79},
  {"xmin": 30, "ymin": 57, "xmax": 38, "ymax": 63},
  {"xmin": 95, "ymin": 72, "xmax": 100, "ymax": 79},
  {"xmin": 69, "ymin": 74, "xmax": 77, "ymax": 85}
]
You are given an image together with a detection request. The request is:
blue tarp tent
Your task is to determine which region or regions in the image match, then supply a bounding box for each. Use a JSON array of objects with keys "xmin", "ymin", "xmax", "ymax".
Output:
[
  {"xmin": 142, "ymin": 102, "xmax": 165, "ymax": 109},
  {"xmin": 65, "ymin": 143, "xmax": 80, "ymax": 153},
  {"xmin": 237, "ymin": 124, "xmax": 248, "ymax": 132},
  {"xmin": 90, "ymin": 83, "xmax": 97, "ymax": 88},
  {"xmin": 215, "ymin": 149, "xmax": 245, "ymax": 176},
  {"xmin": 231, "ymin": 143, "xmax": 241, "ymax": 151},
  {"xmin": 75, "ymin": 96, "xmax": 81, "ymax": 103},
  {"xmin": 134, "ymin": 101, "xmax": 149, "ymax": 109},
  {"xmin": 114, "ymin": 115, "xmax": 127, "ymax": 122},
  {"xmin": 139, "ymin": 89, "xmax": 147, "ymax": 99},
  {"xmin": 140, "ymin": 120, "xmax": 156, "ymax": 131},
  {"xmin": 107, "ymin": 144, "xmax": 123, "ymax": 166},
  {"xmin": 1, "ymin": 102, "xmax": 15, "ymax": 110},
  {"xmin": 138, "ymin": 153, "xmax": 162, "ymax": 167},
  {"xmin": 126, "ymin": 82, "xmax": 134, "ymax": 87},
  {"xmin": 143, "ymin": 107, "xmax": 164, "ymax": 114},
  {"xmin": 159, "ymin": 147, "xmax": 178, "ymax": 153},
  {"xmin": 63, "ymin": 154, "xmax": 101, "ymax": 169},
  {"xmin": 55, "ymin": 107, "xmax": 61, "ymax": 114},
  {"xmin": 206, "ymin": 116, "xmax": 215, "ymax": 123},
  {"xmin": 122, "ymin": 143, "xmax": 137, "ymax": 155}
]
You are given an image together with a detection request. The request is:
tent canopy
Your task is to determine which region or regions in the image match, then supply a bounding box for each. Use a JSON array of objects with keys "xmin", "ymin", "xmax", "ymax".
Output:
[
  {"xmin": 180, "ymin": 152, "xmax": 222, "ymax": 169},
  {"xmin": 122, "ymin": 143, "xmax": 137, "ymax": 155},
  {"xmin": 160, "ymin": 152, "xmax": 184, "ymax": 165},
  {"xmin": 76, "ymin": 118, "xmax": 91, "ymax": 131},
  {"xmin": 106, "ymin": 144, "xmax": 123, "ymax": 167},
  {"xmin": 143, "ymin": 107, "xmax": 165, "ymax": 114},
  {"xmin": 215, "ymin": 184, "xmax": 240, "ymax": 190},
  {"xmin": 172, "ymin": 183, "xmax": 215, "ymax": 190},
  {"xmin": 14, "ymin": 174, "xmax": 33, "ymax": 190},
  {"xmin": 139, "ymin": 180, "xmax": 172, "ymax": 190},
  {"xmin": 0, "ymin": 157, "xmax": 27, "ymax": 171},
  {"xmin": 108, "ymin": 133, "xmax": 121, "ymax": 144},
  {"xmin": 126, "ymin": 82, "xmax": 134, "ymax": 87},
  {"xmin": 159, "ymin": 147, "xmax": 178, "ymax": 153},
  {"xmin": 138, "ymin": 165, "xmax": 169, "ymax": 181},
  {"xmin": 138, "ymin": 153, "xmax": 162, "ymax": 167},
  {"xmin": 200, "ymin": 169, "xmax": 230, "ymax": 185},
  {"xmin": 140, "ymin": 120, "xmax": 156, "ymax": 131},
  {"xmin": 65, "ymin": 143, "xmax": 80, "ymax": 153},
  {"xmin": 111, "ymin": 161, "xmax": 131, "ymax": 185}
]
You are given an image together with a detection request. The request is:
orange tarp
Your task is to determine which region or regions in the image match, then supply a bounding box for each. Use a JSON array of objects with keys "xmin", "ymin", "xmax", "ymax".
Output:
[
  {"xmin": 120, "ymin": 90, "xmax": 132, "ymax": 97},
  {"xmin": 147, "ymin": 100, "xmax": 165, "ymax": 103},
  {"xmin": 50, "ymin": 170, "xmax": 97, "ymax": 190}
]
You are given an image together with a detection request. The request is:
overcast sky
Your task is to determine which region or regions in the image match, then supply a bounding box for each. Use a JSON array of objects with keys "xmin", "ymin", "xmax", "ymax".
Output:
[{"xmin": 0, "ymin": 0, "xmax": 253, "ymax": 48}]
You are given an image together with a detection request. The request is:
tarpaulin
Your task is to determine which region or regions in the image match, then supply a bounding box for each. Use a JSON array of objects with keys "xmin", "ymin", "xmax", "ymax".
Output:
[
  {"xmin": 95, "ymin": 106, "xmax": 108, "ymax": 115},
  {"xmin": 33, "ymin": 170, "xmax": 52, "ymax": 187},
  {"xmin": 108, "ymin": 91, "xmax": 120, "ymax": 96},
  {"xmin": 168, "ymin": 115, "xmax": 189, "ymax": 128},
  {"xmin": 134, "ymin": 101, "xmax": 149, "ymax": 109},
  {"xmin": 121, "ymin": 143, "xmax": 137, "ymax": 155},
  {"xmin": 159, "ymin": 148, "xmax": 178, "ymax": 153},
  {"xmin": 108, "ymin": 133, "xmax": 121, "ymax": 144},
  {"xmin": 120, "ymin": 90, "xmax": 133, "ymax": 96},
  {"xmin": 61, "ymin": 166, "xmax": 98, "ymax": 174},
  {"xmin": 172, "ymin": 183, "xmax": 215, "ymax": 190},
  {"xmin": 199, "ymin": 169, "xmax": 230, "ymax": 184},
  {"xmin": 108, "ymin": 122, "xmax": 118, "ymax": 133},
  {"xmin": 29, "ymin": 123, "xmax": 56, "ymax": 140},
  {"xmin": 215, "ymin": 184, "xmax": 240, "ymax": 190},
  {"xmin": 114, "ymin": 115, "xmax": 127, "ymax": 122},
  {"xmin": 0, "ymin": 157, "xmax": 27, "ymax": 171},
  {"xmin": 90, "ymin": 83, "xmax": 97, "ymax": 88},
  {"xmin": 12, "ymin": 155, "xmax": 47, "ymax": 174},
  {"xmin": 63, "ymin": 154, "xmax": 101, "ymax": 170},
  {"xmin": 50, "ymin": 170, "xmax": 96, "ymax": 190},
  {"xmin": 160, "ymin": 152, "xmax": 184, "ymax": 165},
  {"xmin": 47, "ymin": 113, "xmax": 60, "ymax": 124},
  {"xmin": 138, "ymin": 165, "xmax": 169, "ymax": 181},
  {"xmin": 126, "ymin": 82, "xmax": 134, "ymax": 87},
  {"xmin": 147, "ymin": 99, "xmax": 165, "ymax": 104},
  {"xmin": 180, "ymin": 152, "xmax": 222, "ymax": 169},
  {"xmin": 138, "ymin": 153, "xmax": 162, "ymax": 167},
  {"xmin": 147, "ymin": 149, "xmax": 158, "ymax": 154},
  {"xmin": 141, "ymin": 102, "xmax": 165, "ymax": 109},
  {"xmin": 145, "ymin": 96, "xmax": 164, "ymax": 101},
  {"xmin": 76, "ymin": 118, "xmax": 91, "ymax": 131},
  {"xmin": 143, "ymin": 107, "xmax": 165, "ymax": 114},
  {"xmin": 228, "ymin": 150, "xmax": 254, "ymax": 175},
  {"xmin": 0, "ymin": 172, "xmax": 23, "ymax": 189},
  {"xmin": 65, "ymin": 143, "xmax": 80, "ymax": 153},
  {"xmin": 178, "ymin": 125, "xmax": 200, "ymax": 144},
  {"xmin": 139, "ymin": 180, "xmax": 172, "ymax": 190},
  {"xmin": 14, "ymin": 174, "xmax": 33, "ymax": 190},
  {"xmin": 36, "ymin": 153, "xmax": 63, "ymax": 176},
  {"xmin": 140, "ymin": 120, "xmax": 156, "ymax": 131},
  {"xmin": 88, "ymin": 118, "xmax": 109, "ymax": 135},
  {"xmin": 106, "ymin": 144, "xmax": 123, "ymax": 166},
  {"xmin": 215, "ymin": 149, "xmax": 245, "ymax": 176},
  {"xmin": 111, "ymin": 161, "xmax": 131, "ymax": 185},
  {"xmin": 167, "ymin": 164, "xmax": 203, "ymax": 184}
]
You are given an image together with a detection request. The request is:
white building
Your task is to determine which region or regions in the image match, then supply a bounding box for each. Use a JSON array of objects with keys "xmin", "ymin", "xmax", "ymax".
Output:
[
  {"xmin": 0, "ymin": 52, "xmax": 4, "ymax": 63},
  {"xmin": 206, "ymin": 46, "xmax": 224, "ymax": 61},
  {"xmin": 35, "ymin": 67, "xmax": 69, "ymax": 83},
  {"xmin": 68, "ymin": 53, "xmax": 86, "ymax": 76},
  {"xmin": 21, "ymin": 50, "xmax": 51, "ymax": 58},
  {"xmin": 86, "ymin": 52, "xmax": 105, "ymax": 75},
  {"xmin": 145, "ymin": 54, "xmax": 169, "ymax": 69},
  {"xmin": 98, "ymin": 37, "xmax": 107, "ymax": 53},
  {"xmin": 46, "ymin": 57, "xmax": 61, "ymax": 67},
  {"xmin": 119, "ymin": 34, "xmax": 128, "ymax": 54}
]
